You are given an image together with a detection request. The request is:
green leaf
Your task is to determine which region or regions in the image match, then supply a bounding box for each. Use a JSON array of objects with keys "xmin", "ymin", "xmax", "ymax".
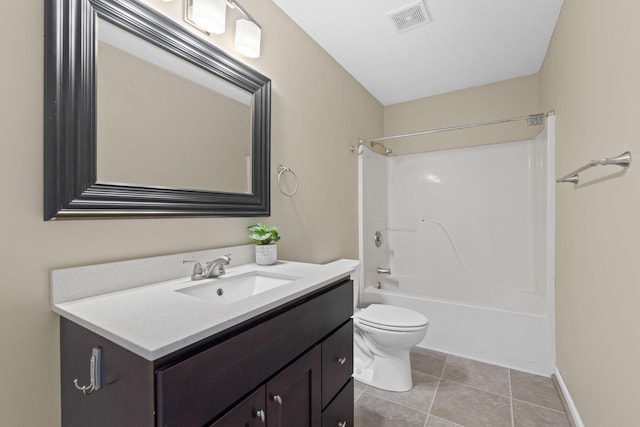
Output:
[{"xmin": 247, "ymin": 223, "xmax": 280, "ymax": 244}]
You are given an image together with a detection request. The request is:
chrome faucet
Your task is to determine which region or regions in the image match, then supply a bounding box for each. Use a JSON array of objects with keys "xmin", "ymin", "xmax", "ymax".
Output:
[{"xmin": 183, "ymin": 254, "xmax": 231, "ymax": 280}]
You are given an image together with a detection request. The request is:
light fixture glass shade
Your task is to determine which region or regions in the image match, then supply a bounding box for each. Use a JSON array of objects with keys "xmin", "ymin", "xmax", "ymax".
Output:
[
  {"xmin": 235, "ymin": 19, "xmax": 261, "ymax": 58},
  {"xmin": 190, "ymin": 0, "xmax": 226, "ymax": 35}
]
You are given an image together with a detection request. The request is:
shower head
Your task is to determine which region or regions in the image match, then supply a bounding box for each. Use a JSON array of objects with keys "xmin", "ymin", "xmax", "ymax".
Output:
[{"xmin": 371, "ymin": 141, "xmax": 392, "ymax": 156}]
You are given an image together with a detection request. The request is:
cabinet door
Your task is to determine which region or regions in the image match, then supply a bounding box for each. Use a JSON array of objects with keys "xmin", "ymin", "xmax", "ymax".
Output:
[
  {"xmin": 266, "ymin": 346, "xmax": 321, "ymax": 427},
  {"xmin": 209, "ymin": 386, "xmax": 266, "ymax": 427}
]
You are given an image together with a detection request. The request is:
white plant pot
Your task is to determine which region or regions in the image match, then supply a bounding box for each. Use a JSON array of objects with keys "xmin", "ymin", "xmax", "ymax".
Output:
[{"xmin": 255, "ymin": 244, "xmax": 277, "ymax": 265}]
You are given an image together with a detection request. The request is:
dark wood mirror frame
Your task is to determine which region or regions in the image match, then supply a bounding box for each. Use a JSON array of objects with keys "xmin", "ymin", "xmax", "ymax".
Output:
[{"xmin": 44, "ymin": 0, "xmax": 271, "ymax": 220}]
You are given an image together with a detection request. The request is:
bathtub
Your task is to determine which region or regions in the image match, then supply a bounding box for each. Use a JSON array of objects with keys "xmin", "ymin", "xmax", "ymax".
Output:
[{"xmin": 363, "ymin": 286, "xmax": 555, "ymax": 375}]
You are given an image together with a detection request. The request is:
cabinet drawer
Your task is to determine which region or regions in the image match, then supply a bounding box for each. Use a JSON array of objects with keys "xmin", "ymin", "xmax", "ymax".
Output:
[
  {"xmin": 321, "ymin": 320, "xmax": 353, "ymax": 408},
  {"xmin": 209, "ymin": 386, "xmax": 265, "ymax": 427},
  {"xmin": 321, "ymin": 379, "xmax": 354, "ymax": 427},
  {"xmin": 156, "ymin": 279, "xmax": 352, "ymax": 427}
]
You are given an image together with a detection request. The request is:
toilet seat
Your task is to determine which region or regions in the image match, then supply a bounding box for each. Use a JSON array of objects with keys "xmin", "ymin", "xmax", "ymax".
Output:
[{"xmin": 354, "ymin": 304, "xmax": 428, "ymax": 332}]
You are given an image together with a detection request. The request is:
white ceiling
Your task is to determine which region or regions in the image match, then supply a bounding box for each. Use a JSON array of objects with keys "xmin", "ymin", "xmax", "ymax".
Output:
[{"xmin": 272, "ymin": 0, "xmax": 564, "ymax": 106}]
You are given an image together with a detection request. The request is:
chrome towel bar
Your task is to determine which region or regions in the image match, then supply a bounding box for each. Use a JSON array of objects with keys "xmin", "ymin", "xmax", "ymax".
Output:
[{"xmin": 556, "ymin": 151, "xmax": 631, "ymax": 184}]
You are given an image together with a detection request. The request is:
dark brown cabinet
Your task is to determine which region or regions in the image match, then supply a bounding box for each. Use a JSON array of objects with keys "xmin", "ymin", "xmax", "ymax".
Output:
[
  {"xmin": 208, "ymin": 385, "xmax": 266, "ymax": 427},
  {"xmin": 322, "ymin": 379, "xmax": 354, "ymax": 427},
  {"xmin": 209, "ymin": 322, "xmax": 354, "ymax": 427},
  {"xmin": 321, "ymin": 319, "xmax": 353, "ymax": 427},
  {"xmin": 321, "ymin": 320, "xmax": 354, "ymax": 408},
  {"xmin": 60, "ymin": 277, "xmax": 353, "ymax": 427},
  {"xmin": 266, "ymin": 346, "xmax": 321, "ymax": 427},
  {"xmin": 210, "ymin": 346, "xmax": 323, "ymax": 427}
]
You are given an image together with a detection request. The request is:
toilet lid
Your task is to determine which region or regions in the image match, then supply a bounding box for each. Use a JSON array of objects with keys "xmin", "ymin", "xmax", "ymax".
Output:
[{"xmin": 355, "ymin": 304, "xmax": 429, "ymax": 329}]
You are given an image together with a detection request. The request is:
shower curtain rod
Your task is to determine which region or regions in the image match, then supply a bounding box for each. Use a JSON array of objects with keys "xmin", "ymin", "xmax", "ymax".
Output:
[{"xmin": 366, "ymin": 111, "xmax": 555, "ymax": 143}]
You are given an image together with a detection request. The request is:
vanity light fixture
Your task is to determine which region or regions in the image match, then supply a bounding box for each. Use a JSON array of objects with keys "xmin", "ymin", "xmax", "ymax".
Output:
[
  {"xmin": 184, "ymin": 0, "xmax": 262, "ymax": 58},
  {"xmin": 185, "ymin": 0, "xmax": 227, "ymax": 35},
  {"xmin": 234, "ymin": 18, "xmax": 261, "ymax": 58}
]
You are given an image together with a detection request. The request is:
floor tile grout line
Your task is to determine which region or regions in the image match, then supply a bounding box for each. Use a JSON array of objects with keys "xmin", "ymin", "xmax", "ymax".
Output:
[
  {"xmin": 354, "ymin": 384, "xmax": 365, "ymax": 403},
  {"xmin": 511, "ymin": 397, "xmax": 568, "ymax": 414},
  {"xmin": 359, "ymin": 389, "xmax": 431, "ymax": 416},
  {"xmin": 356, "ymin": 369, "xmax": 441, "ymax": 413},
  {"xmin": 358, "ymin": 351, "xmax": 571, "ymax": 427},
  {"xmin": 438, "ymin": 376, "xmax": 512, "ymax": 400},
  {"xmin": 433, "ymin": 353, "xmax": 513, "ymax": 399},
  {"xmin": 431, "ymin": 378, "xmax": 513, "ymax": 427},
  {"xmin": 423, "ymin": 353, "xmax": 448, "ymax": 425},
  {"xmin": 428, "ymin": 415, "xmax": 466, "ymax": 427}
]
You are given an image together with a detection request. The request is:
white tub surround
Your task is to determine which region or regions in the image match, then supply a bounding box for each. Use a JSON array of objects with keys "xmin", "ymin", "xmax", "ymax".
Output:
[
  {"xmin": 358, "ymin": 118, "xmax": 556, "ymax": 375},
  {"xmin": 365, "ymin": 288, "xmax": 553, "ymax": 375},
  {"xmin": 51, "ymin": 246, "xmax": 358, "ymax": 360}
]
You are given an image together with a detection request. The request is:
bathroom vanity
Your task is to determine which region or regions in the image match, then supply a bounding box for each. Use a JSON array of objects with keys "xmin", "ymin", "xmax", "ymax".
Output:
[{"xmin": 52, "ymin": 250, "xmax": 357, "ymax": 427}]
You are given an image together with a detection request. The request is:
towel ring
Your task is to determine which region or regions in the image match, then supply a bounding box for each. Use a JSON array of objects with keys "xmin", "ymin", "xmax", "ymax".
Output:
[{"xmin": 277, "ymin": 165, "xmax": 298, "ymax": 197}]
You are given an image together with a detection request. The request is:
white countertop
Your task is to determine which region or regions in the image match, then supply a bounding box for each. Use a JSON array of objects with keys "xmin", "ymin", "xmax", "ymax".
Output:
[{"xmin": 52, "ymin": 259, "xmax": 359, "ymax": 360}]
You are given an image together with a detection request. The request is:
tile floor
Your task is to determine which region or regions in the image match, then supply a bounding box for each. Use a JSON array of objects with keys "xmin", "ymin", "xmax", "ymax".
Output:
[{"xmin": 354, "ymin": 348, "xmax": 573, "ymax": 427}]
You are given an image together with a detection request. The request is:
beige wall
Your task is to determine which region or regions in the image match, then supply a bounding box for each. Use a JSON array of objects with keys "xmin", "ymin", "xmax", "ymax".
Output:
[
  {"xmin": 7, "ymin": 0, "xmax": 638, "ymax": 424},
  {"xmin": 383, "ymin": 74, "xmax": 541, "ymax": 155},
  {"xmin": 541, "ymin": 0, "xmax": 640, "ymax": 426},
  {"xmin": 0, "ymin": 0, "xmax": 381, "ymax": 425}
]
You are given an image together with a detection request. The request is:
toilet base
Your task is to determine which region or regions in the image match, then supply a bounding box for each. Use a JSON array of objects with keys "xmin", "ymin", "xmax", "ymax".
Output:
[
  {"xmin": 353, "ymin": 346, "xmax": 413, "ymax": 392},
  {"xmin": 352, "ymin": 304, "xmax": 429, "ymax": 392}
]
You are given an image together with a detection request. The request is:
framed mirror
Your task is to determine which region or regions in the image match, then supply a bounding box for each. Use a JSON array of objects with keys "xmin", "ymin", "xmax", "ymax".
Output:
[{"xmin": 44, "ymin": 0, "xmax": 271, "ymax": 219}]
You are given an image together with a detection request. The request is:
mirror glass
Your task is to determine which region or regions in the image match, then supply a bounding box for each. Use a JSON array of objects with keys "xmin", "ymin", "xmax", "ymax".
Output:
[
  {"xmin": 43, "ymin": 0, "xmax": 271, "ymax": 219},
  {"xmin": 96, "ymin": 19, "xmax": 252, "ymax": 193}
]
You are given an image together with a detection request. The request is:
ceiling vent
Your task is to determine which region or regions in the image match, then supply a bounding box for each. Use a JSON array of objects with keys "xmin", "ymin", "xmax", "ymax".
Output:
[{"xmin": 388, "ymin": 1, "xmax": 432, "ymax": 33}]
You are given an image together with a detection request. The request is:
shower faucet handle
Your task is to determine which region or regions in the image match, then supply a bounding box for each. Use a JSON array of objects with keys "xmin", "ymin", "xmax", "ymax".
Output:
[
  {"xmin": 374, "ymin": 231, "xmax": 383, "ymax": 248},
  {"xmin": 376, "ymin": 267, "xmax": 391, "ymax": 274}
]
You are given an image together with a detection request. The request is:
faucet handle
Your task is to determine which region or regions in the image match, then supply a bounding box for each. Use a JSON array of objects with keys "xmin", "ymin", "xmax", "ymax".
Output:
[{"xmin": 183, "ymin": 259, "xmax": 203, "ymax": 277}]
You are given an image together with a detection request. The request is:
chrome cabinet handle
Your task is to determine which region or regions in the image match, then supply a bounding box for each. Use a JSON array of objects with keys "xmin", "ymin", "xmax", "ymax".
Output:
[
  {"xmin": 273, "ymin": 394, "xmax": 283, "ymax": 405},
  {"xmin": 338, "ymin": 421, "xmax": 347, "ymax": 427},
  {"xmin": 255, "ymin": 409, "xmax": 265, "ymax": 423},
  {"xmin": 336, "ymin": 356, "xmax": 347, "ymax": 365}
]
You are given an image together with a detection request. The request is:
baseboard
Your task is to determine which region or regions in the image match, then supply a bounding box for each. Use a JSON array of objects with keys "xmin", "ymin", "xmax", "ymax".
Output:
[{"xmin": 553, "ymin": 367, "xmax": 585, "ymax": 427}]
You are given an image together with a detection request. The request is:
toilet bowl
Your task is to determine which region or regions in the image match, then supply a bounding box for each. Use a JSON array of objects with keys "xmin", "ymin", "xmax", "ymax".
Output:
[{"xmin": 353, "ymin": 304, "xmax": 429, "ymax": 392}]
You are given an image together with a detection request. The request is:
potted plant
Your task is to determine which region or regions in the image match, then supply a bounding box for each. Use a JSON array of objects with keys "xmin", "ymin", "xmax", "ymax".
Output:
[{"xmin": 248, "ymin": 223, "xmax": 280, "ymax": 265}]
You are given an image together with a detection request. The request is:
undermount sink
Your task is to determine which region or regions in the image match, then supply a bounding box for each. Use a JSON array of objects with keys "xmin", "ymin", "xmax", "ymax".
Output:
[{"xmin": 176, "ymin": 271, "xmax": 300, "ymax": 304}]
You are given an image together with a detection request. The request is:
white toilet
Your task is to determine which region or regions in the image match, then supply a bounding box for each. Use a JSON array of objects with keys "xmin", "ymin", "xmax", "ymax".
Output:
[{"xmin": 353, "ymin": 303, "xmax": 429, "ymax": 392}]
